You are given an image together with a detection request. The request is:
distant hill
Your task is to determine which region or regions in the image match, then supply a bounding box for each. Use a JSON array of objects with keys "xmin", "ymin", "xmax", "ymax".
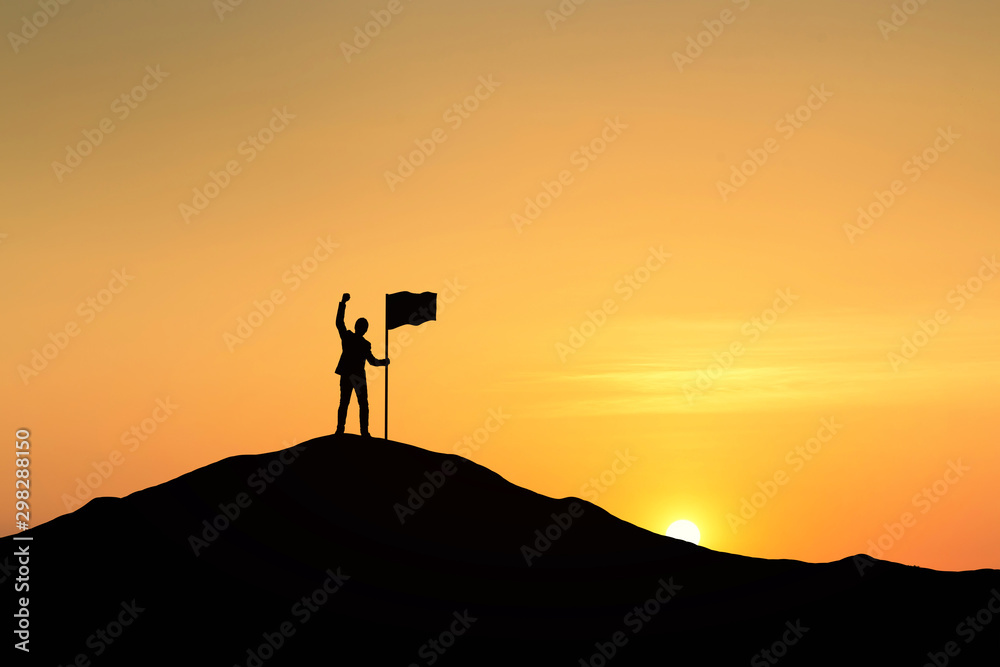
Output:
[{"xmin": 5, "ymin": 434, "xmax": 999, "ymax": 665}]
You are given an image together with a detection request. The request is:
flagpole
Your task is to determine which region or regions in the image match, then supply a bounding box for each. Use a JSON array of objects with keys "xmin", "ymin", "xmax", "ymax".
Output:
[{"xmin": 384, "ymin": 296, "xmax": 389, "ymax": 441}]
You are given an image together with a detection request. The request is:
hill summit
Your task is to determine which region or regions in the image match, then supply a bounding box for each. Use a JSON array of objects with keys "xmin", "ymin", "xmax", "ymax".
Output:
[{"xmin": 5, "ymin": 434, "xmax": 999, "ymax": 665}]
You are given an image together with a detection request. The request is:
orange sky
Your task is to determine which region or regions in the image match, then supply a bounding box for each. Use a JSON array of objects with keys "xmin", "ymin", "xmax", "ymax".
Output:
[{"xmin": 3, "ymin": 0, "xmax": 999, "ymax": 572}]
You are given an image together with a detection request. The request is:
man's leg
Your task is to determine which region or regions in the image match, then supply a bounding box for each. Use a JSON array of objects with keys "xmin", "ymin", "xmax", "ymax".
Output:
[
  {"xmin": 336, "ymin": 374, "xmax": 352, "ymax": 434},
  {"xmin": 354, "ymin": 375, "xmax": 370, "ymax": 437}
]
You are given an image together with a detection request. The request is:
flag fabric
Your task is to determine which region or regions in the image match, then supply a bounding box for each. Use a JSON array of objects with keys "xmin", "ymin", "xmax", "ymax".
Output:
[{"xmin": 386, "ymin": 291, "xmax": 437, "ymax": 330}]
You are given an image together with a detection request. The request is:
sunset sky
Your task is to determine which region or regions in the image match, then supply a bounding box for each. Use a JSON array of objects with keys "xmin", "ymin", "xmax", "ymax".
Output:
[{"xmin": 3, "ymin": 0, "xmax": 998, "ymax": 572}]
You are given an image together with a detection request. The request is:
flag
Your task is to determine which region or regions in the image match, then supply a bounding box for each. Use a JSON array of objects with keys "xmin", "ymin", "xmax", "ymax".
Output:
[{"xmin": 386, "ymin": 291, "xmax": 437, "ymax": 330}]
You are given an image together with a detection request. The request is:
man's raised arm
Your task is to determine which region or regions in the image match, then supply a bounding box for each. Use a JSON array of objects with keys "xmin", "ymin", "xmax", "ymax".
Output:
[{"xmin": 336, "ymin": 293, "xmax": 350, "ymax": 335}]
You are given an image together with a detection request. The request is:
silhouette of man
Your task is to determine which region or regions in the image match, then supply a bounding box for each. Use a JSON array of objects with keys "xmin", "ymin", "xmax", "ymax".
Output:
[{"xmin": 335, "ymin": 293, "xmax": 388, "ymax": 437}]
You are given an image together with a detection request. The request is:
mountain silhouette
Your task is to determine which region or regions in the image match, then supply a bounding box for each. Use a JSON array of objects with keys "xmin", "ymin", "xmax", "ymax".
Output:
[{"xmin": 5, "ymin": 435, "xmax": 998, "ymax": 665}]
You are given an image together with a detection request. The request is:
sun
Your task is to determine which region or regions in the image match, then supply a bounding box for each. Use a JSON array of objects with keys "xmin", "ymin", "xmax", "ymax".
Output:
[{"xmin": 665, "ymin": 519, "xmax": 701, "ymax": 545}]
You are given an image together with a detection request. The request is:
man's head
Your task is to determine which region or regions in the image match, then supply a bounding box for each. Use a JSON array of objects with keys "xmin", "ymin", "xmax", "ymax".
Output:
[{"xmin": 355, "ymin": 317, "xmax": 369, "ymax": 336}]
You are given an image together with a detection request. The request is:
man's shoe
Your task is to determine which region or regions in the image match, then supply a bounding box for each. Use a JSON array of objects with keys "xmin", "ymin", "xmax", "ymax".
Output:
[
  {"xmin": 334, "ymin": 428, "xmax": 344, "ymax": 436},
  {"xmin": 361, "ymin": 431, "xmax": 371, "ymax": 438}
]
